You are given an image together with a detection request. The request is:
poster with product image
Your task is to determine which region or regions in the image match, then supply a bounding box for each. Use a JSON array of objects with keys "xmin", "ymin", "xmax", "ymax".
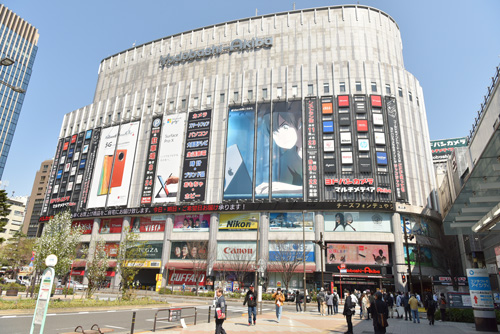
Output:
[
  {"xmin": 326, "ymin": 243, "xmax": 390, "ymax": 265},
  {"xmin": 152, "ymin": 113, "xmax": 187, "ymax": 204}
]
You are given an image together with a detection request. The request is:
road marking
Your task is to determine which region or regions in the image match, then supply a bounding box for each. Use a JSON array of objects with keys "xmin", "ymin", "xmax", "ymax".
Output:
[
  {"xmin": 78, "ymin": 312, "xmax": 89, "ymax": 314},
  {"xmin": 107, "ymin": 310, "xmax": 117, "ymax": 312},
  {"xmin": 104, "ymin": 325, "xmax": 126, "ymax": 329},
  {"xmin": 1, "ymin": 315, "xmax": 17, "ymax": 318}
]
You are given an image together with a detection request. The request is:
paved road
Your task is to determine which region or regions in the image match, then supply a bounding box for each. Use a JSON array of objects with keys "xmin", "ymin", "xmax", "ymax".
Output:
[{"xmin": 0, "ymin": 299, "xmax": 280, "ymax": 334}]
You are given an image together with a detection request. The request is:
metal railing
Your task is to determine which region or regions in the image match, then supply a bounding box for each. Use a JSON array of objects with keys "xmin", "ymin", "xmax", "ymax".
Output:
[{"xmin": 153, "ymin": 307, "xmax": 197, "ymax": 332}]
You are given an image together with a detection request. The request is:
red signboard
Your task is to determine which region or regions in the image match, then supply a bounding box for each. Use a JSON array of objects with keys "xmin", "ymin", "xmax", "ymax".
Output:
[
  {"xmin": 71, "ymin": 135, "xmax": 77, "ymax": 143},
  {"xmin": 72, "ymin": 220, "xmax": 93, "ymax": 234},
  {"xmin": 131, "ymin": 216, "xmax": 165, "ymax": 233},
  {"xmin": 72, "ymin": 270, "xmax": 85, "ymax": 276},
  {"xmin": 100, "ymin": 218, "xmax": 123, "ymax": 234},
  {"xmin": 63, "ymin": 141, "xmax": 69, "ymax": 151},
  {"xmin": 357, "ymin": 120, "xmax": 368, "ymax": 132},
  {"xmin": 338, "ymin": 95, "xmax": 349, "ymax": 107},
  {"xmin": 168, "ymin": 271, "xmax": 206, "ymax": 286},
  {"xmin": 105, "ymin": 243, "xmax": 119, "ymax": 258},
  {"xmin": 371, "ymin": 95, "xmax": 382, "ymax": 107}
]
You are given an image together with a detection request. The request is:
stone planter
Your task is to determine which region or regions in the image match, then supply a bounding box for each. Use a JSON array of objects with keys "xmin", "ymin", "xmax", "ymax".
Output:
[{"xmin": 6, "ymin": 289, "xmax": 19, "ymax": 296}]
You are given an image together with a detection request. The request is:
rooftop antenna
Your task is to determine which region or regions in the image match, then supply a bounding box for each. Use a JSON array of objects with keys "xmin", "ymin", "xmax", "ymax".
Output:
[
  {"xmin": 255, "ymin": 8, "xmax": 258, "ymax": 16},
  {"xmin": 293, "ymin": 2, "xmax": 296, "ymax": 10}
]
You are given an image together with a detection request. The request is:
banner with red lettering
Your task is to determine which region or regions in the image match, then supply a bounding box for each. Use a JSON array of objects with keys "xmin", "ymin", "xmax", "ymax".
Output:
[
  {"xmin": 216, "ymin": 241, "xmax": 256, "ymax": 261},
  {"xmin": 72, "ymin": 220, "xmax": 93, "ymax": 234},
  {"xmin": 168, "ymin": 270, "xmax": 206, "ymax": 286},
  {"xmin": 130, "ymin": 216, "xmax": 165, "ymax": 233}
]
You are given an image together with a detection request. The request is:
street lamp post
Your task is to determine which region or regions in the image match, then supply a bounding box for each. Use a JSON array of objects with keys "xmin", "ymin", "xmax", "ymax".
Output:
[
  {"xmin": 250, "ymin": 216, "xmax": 262, "ymax": 315},
  {"xmin": 302, "ymin": 211, "xmax": 307, "ymax": 312},
  {"xmin": 313, "ymin": 232, "xmax": 325, "ymax": 289},
  {"xmin": 417, "ymin": 242, "xmax": 424, "ymax": 295},
  {"xmin": 0, "ymin": 57, "xmax": 25, "ymax": 93}
]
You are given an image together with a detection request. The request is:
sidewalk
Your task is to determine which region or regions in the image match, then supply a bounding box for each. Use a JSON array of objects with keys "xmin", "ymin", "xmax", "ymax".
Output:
[{"xmin": 118, "ymin": 309, "xmax": 495, "ymax": 334}]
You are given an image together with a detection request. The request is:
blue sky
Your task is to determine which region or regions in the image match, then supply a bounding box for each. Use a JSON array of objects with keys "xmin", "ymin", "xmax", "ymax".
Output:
[{"xmin": 2, "ymin": 0, "xmax": 500, "ymax": 196}]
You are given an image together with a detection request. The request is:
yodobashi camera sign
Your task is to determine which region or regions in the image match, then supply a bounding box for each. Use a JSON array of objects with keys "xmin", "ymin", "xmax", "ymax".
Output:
[{"xmin": 159, "ymin": 37, "xmax": 273, "ymax": 68}]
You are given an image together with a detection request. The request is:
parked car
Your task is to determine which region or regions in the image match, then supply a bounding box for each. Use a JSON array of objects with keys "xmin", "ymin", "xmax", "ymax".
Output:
[
  {"xmin": 283, "ymin": 289, "xmax": 296, "ymax": 302},
  {"xmin": 61, "ymin": 280, "xmax": 88, "ymax": 290}
]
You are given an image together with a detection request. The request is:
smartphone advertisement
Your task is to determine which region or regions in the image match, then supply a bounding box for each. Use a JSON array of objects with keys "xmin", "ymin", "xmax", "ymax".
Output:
[{"xmin": 152, "ymin": 113, "xmax": 187, "ymax": 204}]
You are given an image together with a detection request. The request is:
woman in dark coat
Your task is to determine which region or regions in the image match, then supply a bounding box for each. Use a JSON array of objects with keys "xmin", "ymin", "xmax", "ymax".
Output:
[
  {"xmin": 370, "ymin": 291, "xmax": 389, "ymax": 334},
  {"xmin": 425, "ymin": 293, "xmax": 437, "ymax": 325}
]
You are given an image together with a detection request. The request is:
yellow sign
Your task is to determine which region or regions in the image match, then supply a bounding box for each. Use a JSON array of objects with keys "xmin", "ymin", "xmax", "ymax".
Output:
[
  {"xmin": 155, "ymin": 276, "xmax": 163, "ymax": 292},
  {"xmin": 124, "ymin": 260, "xmax": 161, "ymax": 268},
  {"xmin": 219, "ymin": 213, "xmax": 259, "ymax": 230}
]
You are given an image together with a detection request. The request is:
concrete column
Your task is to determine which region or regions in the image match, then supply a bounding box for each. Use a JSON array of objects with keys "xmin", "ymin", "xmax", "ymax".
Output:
[
  {"xmin": 391, "ymin": 212, "xmax": 405, "ymax": 292},
  {"xmin": 160, "ymin": 215, "xmax": 173, "ymax": 288},
  {"xmin": 315, "ymin": 212, "xmax": 325, "ymax": 272},
  {"xmin": 112, "ymin": 216, "xmax": 131, "ymax": 289},
  {"xmin": 260, "ymin": 212, "xmax": 269, "ymax": 265},
  {"xmin": 83, "ymin": 218, "xmax": 100, "ymax": 285},
  {"xmin": 206, "ymin": 213, "xmax": 219, "ymax": 279}
]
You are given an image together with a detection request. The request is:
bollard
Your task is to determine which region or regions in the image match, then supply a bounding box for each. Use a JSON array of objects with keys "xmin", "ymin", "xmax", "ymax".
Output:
[
  {"xmin": 130, "ymin": 311, "xmax": 136, "ymax": 334},
  {"xmin": 208, "ymin": 306, "xmax": 211, "ymax": 323}
]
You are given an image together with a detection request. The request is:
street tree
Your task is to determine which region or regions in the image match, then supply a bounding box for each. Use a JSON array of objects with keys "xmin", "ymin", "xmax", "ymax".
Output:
[
  {"xmin": 268, "ymin": 240, "xmax": 311, "ymax": 291},
  {"xmin": 116, "ymin": 226, "xmax": 147, "ymax": 299},
  {"xmin": 85, "ymin": 238, "xmax": 108, "ymax": 298},
  {"xmin": 0, "ymin": 231, "xmax": 35, "ymax": 278},
  {"xmin": 220, "ymin": 249, "xmax": 254, "ymax": 290},
  {"xmin": 33, "ymin": 210, "xmax": 83, "ymax": 278},
  {"xmin": 0, "ymin": 190, "xmax": 11, "ymax": 244},
  {"xmin": 187, "ymin": 241, "xmax": 209, "ymax": 295}
]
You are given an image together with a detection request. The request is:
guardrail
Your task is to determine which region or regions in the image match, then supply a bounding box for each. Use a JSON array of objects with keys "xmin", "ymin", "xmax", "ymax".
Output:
[{"xmin": 153, "ymin": 307, "xmax": 197, "ymax": 332}]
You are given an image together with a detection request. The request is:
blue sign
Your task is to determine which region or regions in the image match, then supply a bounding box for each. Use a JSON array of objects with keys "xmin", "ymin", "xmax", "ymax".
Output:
[
  {"xmin": 323, "ymin": 121, "xmax": 334, "ymax": 133},
  {"xmin": 79, "ymin": 159, "xmax": 86, "ymax": 169},
  {"xmin": 376, "ymin": 152, "xmax": 387, "ymax": 165},
  {"xmin": 56, "ymin": 170, "xmax": 62, "ymax": 179},
  {"xmin": 85, "ymin": 130, "xmax": 92, "ymax": 140}
]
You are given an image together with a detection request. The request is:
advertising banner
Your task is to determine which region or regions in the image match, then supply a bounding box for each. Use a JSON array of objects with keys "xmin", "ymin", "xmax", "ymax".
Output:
[
  {"xmin": 271, "ymin": 101, "xmax": 303, "ymax": 198},
  {"xmin": 152, "ymin": 114, "xmax": 187, "ymax": 204},
  {"xmin": 170, "ymin": 241, "xmax": 208, "ymax": 260},
  {"xmin": 496, "ymin": 245, "xmax": 500, "ymax": 268},
  {"xmin": 130, "ymin": 216, "xmax": 165, "ymax": 233},
  {"xmin": 433, "ymin": 276, "xmax": 468, "ymax": 286},
  {"xmin": 321, "ymin": 97, "xmax": 333, "ymax": 114},
  {"xmin": 305, "ymin": 98, "xmax": 319, "ymax": 199},
  {"xmin": 371, "ymin": 95, "xmax": 382, "ymax": 107},
  {"xmin": 430, "ymin": 137, "xmax": 468, "ymax": 160},
  {"xmin": 104, "ymin": 242, "xmax": 119, "ymax": 258},
  {"xmin": 179, "ymin": 111, "xmax": 211, "ymax": 202},
  {"xmin": 269, "ymin": 212, "xmax": 314, "ymax": 231},
  {"xmin": 106, "ymin": 121, "xmax": 140, "ymax": 207},
  {"xmin": 268, "ymin": 241, "xmax": 315, "ymax": 262},
  {"xmin": 403, "ymin": 245, "xmax": 433, "ymax": 267},
  {"xmin": 217, "ymin": 241, "xmax": 256, "ymax": 261},
  {"xmin": 78, "ymin": 128, "xmax": 101, "ymax": 211},
  {"xmin": 168, "ymin": 271, "xmax": 206, "ymax": 286},
  {"xmin": 219, "ymin": 212, "xmax": 259, "ymax": 231},
  {"xmin": 324, "ymin": 212, "xmax": 392, "ymax": 232},
  {"xmin": 99, "ymin": 218, "xmax": 123, "ymax": 234},
  {"xmin": 326, "ymin": 243, "xmax": 390, "ymax": 265},
  {"xmin": 173, "ymin": 214, "xmax": 210, "ymax": 231},
  {"xmin": 86, "ymin": 125, "xmax": 120, "ymax": 208},
  {"xmin": 140, "ymin": 116, "xmax": 163, "ymax": 205},
  {"xmin": 386, "ymin": 97, "xmax": 407, "ymax": 201},
  {"xmin": 401, "ymin": 216, "xmax": 432, "ymax": 237},
  {"xmin": 467, "ymin": 268, "xmax": 495, "ymax": 309},
  {"xmin": 72, "ymin": 220, "xmax": 93, "ymax": 234},
  {"xmin": 123, "ymin": 260, "xmax": 161, "ymax": 268},
  {"xmin": 224, "ymin": 106, "xmax": 255, "ymax": 200}
]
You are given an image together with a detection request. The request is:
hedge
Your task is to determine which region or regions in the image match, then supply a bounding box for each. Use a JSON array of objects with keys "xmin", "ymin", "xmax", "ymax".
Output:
[{"xmin": 434, "ymin": 308, "xmax": 500, "ymax": 324}]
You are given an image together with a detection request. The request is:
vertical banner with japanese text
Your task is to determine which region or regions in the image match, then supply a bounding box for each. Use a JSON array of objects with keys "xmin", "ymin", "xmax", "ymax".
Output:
[
  {"xmin": 385, "ymin": 97, "xmax": 407, "ymax": 201},
  {"xmin": 179, "ymin": 110, "xmax": 212, "ymax": 202},
  {"xmin": 305, "ymin": 98, "xmax": 319, "ymax": 199},
  {"xmin": 141, "ymin": 117, "xmax": 163, "ymax": 205},
  {"xmin": 41, "ymin": 138, "xmax": 64, "ymax": 215}
]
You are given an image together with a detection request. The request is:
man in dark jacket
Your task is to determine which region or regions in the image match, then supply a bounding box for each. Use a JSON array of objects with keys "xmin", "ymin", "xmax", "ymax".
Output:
[
  {"xmin": 343, "ymin": 290, "xmax": 355, "ymax": 334},
  {"xmin": 402, "ymin": 292, "xmax": 412, "ymax": 321},
  {"xmin": 243, "ymin": 285, "xmax": 257, "ymax": 325},
  {"xmin": 371, "ymin": 291, "xmax": 389, "ymax": 334},
  {"xmin": 214, "ymin": 288, "xmax": 227, "ymax": 334}
]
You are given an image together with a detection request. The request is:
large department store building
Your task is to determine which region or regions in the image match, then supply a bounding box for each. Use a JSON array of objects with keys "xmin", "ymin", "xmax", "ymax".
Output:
[{"xmin": 40, "ymin": 5, "xmax": 445, "ymax": 292}]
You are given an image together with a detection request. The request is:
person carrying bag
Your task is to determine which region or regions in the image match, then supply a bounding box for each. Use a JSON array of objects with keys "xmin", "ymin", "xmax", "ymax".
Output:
[
  {"xmin": 214, "ymin": 288, "xmax": 227, "ymax": 334},
  {"xmin": 371, "ymin": 291, "xmax": 389, "ymax": 334}
]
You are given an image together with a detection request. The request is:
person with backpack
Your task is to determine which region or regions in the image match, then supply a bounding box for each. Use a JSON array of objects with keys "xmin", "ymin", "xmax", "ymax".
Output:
[
  {"xmin": 343, "ymin": 290, "xmax": 356, "ymax": 334},
  {"xmin": 318, "ymin": 287, "xmax": 327, "ymax": 316},
  {"xmin": 333, "ymin": 290, "xmax": 339, "ymax": 314},
  {"xmin": 439, "ymin": 293, "xmax": 447, "ymax": 321},
  {"xmin": 243, "ymin": 284, "xmax": 257, "ymax": 326}
]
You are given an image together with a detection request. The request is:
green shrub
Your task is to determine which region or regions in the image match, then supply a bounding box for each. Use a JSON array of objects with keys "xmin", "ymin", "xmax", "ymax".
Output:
[
  {"xmin": 158, "ymin": 287, "xmax": 172, "ymax": 295},
  {"xmin": 435, "ymin": 308, "xmax": 500, "ymax": 324},
  {"xmin": 1, "ymin": 283, "xmax": 26, "ymax": 291}
]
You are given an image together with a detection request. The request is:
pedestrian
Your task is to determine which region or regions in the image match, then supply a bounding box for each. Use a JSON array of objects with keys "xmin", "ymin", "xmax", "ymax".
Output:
[
  {"xmin": 370, "ymin": 291, "xmax": 389, "ymax": 334},
  {"xmin": 243, "ymin": 284, "xmax": 257, "ymax": 326},
  {"xmin": 318, "ymin": 287, "xmax": 327, "ymax": 316},
  {"xmin": 402, "ymin": 292, "xmax": 412, "ymax": 321},
  {"xmin": 366, "ymin": 291, "xmax": 373, "ymax": 320},
  {"xmin": 295, "ymin": 290, "xmax": 303, "ymax": 312},
  {"xmin": 358, "ymin": 293, "xmax": 365, "ymax": 319},
  {"xmin": 362, "ymin": 292, "xmax": 370, "ymax": 320},
  {"xmin": 425, "ymin": 293, "xmax": 437, "ymax": 325},
  {"xmin": 214, "ymin": 288, "xmax": 227, "ymax": 334},
  {"xmin": 182, "ymin": 283, "xmax": 186, "ymax": 292},
  {"xmin": 439, "ymin": 293, "xmax": 447, "ymax": 321},
  {"xmin": 333, "ymin": 290, "xmax": 339, "ymax": 314},
  {"xmin": 326, "ymin": 291, "xmax": 334, "ymax": 315},
  {"xmin": 342, "ymin": 290, "xmax": 355, "ymax": 334},
  {"xmin": 386, "ymin": 292, "xmax": 394, "ymax": 318},
  {"xmin": 272, "ymin": 287, "xmax": 285, "ymax": 323},
  {"xmin": 409, "ymin": 294, "xmax": 420, "ymax": 323}
]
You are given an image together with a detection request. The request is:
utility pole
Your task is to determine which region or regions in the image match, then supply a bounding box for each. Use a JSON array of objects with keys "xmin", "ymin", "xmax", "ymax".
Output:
[{"xmin": 314, "ymin": 232, "xmax": 325, "ymax": 289}]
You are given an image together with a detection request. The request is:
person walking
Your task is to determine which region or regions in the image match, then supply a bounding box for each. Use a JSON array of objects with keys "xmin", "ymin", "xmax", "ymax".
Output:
[
  {"xmin": 243, "ymin": 284, "xmax": 257, "ymax": 326},
  {"xmin": 326, "ymin": 291, "xmax": 334, "ymax": 315},
  {"xmin": 386, "ymin": 292, "xmax": 394, "ymax": 318},
  {"xmin": 439, "ymin": 293, "xmax": 447, "ymax": 321},
  {"xmin": 362, "ymin": 292, "xmax": 370, "ymax": 320},
  {"xmin": 343, "ymin": 290, "xmax": 355, "ymax": 334},
  {"xmin": 395, "ymin": 292, "xmax": 403, "ymax": 318},
  {"xmin": 272, "ymin": 287, "xmax": 285, "ymax": 323},
  {"xmin": 333, "ymin": 290, "xmax": 339, "ymax": 314},
  {"xmin": 425, "ymin": 293, "xmax": 437, "ymax": 325},
  {"xmin": 214, "ymin": 288, "xmax": 227, "ymax": 334},
  {"xmin": 366, "ymin": 291, "xmax": 374, "ymax": 320},
  {"xmin": 402, "ymin": 292, "xmax": 412, "ymax": 321},
  {"xmin": 318, "ymin": 288, "xmax": 327, "ymax": 316},
  {"xmin": 370, "ymin": 291, "xmax": 389, "ymax": 334},
  {"xmin": 295, "ymin": 290, "xmax": 303, "ymax": 312},
  {"xmin": 409, "ymin": 294, "xmax": 420, "ymax": 323}
]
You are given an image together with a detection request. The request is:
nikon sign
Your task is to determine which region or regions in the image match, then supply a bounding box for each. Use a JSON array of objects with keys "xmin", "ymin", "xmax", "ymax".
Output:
[{"xmin": 159, "ymin": 37, "xmax": 273, "ymax": 68}]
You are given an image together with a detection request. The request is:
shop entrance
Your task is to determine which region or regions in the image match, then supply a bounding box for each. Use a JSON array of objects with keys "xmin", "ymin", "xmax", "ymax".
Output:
[{"xmin": 133, "ymin": 269, "xmax": 160, "ymax": 290}]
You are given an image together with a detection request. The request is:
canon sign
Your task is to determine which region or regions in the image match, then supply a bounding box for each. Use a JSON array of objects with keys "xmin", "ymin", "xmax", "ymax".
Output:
[{"xmin": 223, "ymin": 247, "xmax": 253, "ymax": 255}]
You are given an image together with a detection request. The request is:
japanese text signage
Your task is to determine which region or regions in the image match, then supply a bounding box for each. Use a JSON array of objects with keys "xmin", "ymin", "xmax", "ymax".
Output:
[
  {"xmin": 385, "ymin": 97, "xmax": 407, "ymax": 201},
  {"xmin": 305, "ymin": 98, "xmax": 319, "ymax": 199},
  {"xmin": 467, "ymin": 268, "xmax": 494, "ymax": 309},
  {"xmin": 179, "ymin": 110, "xmax": 212, "ymax": 202},
  {"xmin": 141, "ymin": 117, "xmax": 163, "ymax": 204}
]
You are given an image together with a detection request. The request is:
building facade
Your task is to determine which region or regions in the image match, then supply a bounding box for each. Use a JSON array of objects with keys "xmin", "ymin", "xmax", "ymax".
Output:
[
  {"xmin": 0, "ymin": 195, "xmax": 27, "ymax": 241},
  {"xmin": 22, "ymin": 159, "xmax": 52, "ymax": 237},
  {"xmin": 41, "ymin": 5, "xmax": 444, "ymax": 292},
  {"xmin": 0, "ymin": 5, "xmax": 39, "ymax": 179}
]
